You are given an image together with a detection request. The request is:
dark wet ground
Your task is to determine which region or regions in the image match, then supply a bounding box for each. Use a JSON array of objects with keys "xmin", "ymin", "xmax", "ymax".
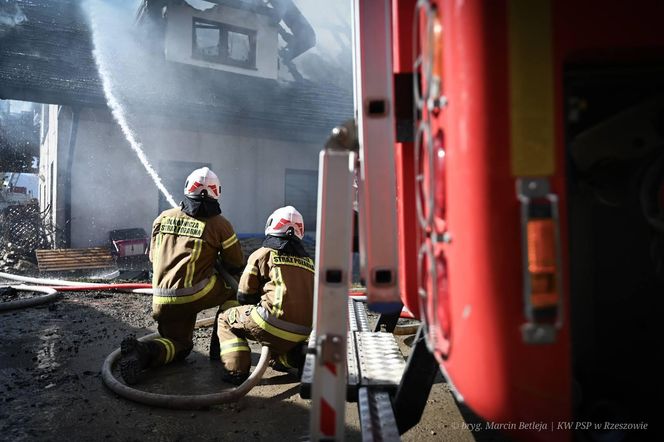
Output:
[{"xmin": 0, "ymin": 243, "xmax": 473, "ymax": 442}]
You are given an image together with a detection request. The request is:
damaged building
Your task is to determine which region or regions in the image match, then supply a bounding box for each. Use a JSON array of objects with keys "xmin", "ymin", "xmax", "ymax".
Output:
[{"xmin": 1, "ymin": 0, "xmax": 352, "ymax": 249}]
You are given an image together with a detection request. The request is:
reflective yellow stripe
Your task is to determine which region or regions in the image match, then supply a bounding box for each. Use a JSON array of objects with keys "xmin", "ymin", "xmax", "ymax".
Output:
[
  {"xmin": 272, "ymin": 254, "xmax": 315, "ymax": 273},
  {"xmin": 221, "ymin": 300, "xmax": 240, "ymax": 310},
  {"xmin": 220, "ymin": 338, "xmax": 250, "ymax": 357},
  {"xmin": 250, "ymin": 308, "xmax": 309, "ymax": 342},
  {"xmin": 155, "ymin": 338, "xmax": 175, "ymax": 363},
  {"xmin": 160, "ymin": 216, "xmax": 205, "ymax": 238},
  {"xmin": 244, "ymin": 265, "xmax": 258, "ymax": 277},
  {"xmin": 275, "ymin": 260, "xmax": 315, "ymax": 273},
  {"xmin": 152, "ymin": 275, "xmax": 217, "ymax": 305},
  {"xmin": 222, "ymin": 233, "xmax": 238, "ymax": 250},
  {"xmin": 220, "ymin": 337, "xmax": 247, "ymax": 348},
  {"xmin": 184, "ymin": 239, "xmax": 203, "ymax": 288},
  {"xmin": 272, "ymin": 266, "xmax": 285, "ymax": 318},
  {"xmin": 158, "ymin": 338, "xmax": 175, "ymax": 363},
  {"xmin": 509, "ymin": 0, "xmax": 554, "ymax": 176},
  {"xmin": 279, "ymin": 353, "xmax": 294, "ymax": 368},
  {"xmin": 167, "ymin": 339, "xmax": 176, "ymax": 363},
  {"xmin": 220, "ymin": 346, "xmax": 250, "ymax": 355}
]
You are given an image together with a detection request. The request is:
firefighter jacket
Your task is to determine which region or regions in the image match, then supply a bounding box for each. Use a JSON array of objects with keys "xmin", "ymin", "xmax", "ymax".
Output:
[
  {"xmin": 238, "ymin": 246, "xmax": 315, "ymax": 341},
  {"xmin": 149, "ymin": 207, "xmax": 243, "ymax": 304}
]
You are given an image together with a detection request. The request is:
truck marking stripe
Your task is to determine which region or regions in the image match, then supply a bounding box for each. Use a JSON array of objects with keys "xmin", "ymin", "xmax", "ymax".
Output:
[{"xmin": 509, "ymin": 0, "xmax": 555, "ymax": 176}]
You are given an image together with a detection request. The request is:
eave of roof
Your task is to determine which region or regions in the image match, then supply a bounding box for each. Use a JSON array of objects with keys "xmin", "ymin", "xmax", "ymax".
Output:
[{"xmin": 0, "ymin": 0, "xmax": 352, "ymax": 142}]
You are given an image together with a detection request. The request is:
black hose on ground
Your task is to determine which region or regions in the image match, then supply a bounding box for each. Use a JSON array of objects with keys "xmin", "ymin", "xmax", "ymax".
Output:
[
  {"xmin": 101, "ymin": 317, "xmax": 272, "ymax": 409},
  {"xmin": 0, "ymin": 285, "xmax": 61, "ymax": 312}
]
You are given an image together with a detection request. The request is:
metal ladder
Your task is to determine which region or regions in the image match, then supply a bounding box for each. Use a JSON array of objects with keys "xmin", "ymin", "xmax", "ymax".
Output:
[
  {"xmin": 301, "ymin": 297, "xmax": 405, "ymax": 441},
  {"xmin": 304, "ymin": 0, "xmax": 403, "ymax": 439}
]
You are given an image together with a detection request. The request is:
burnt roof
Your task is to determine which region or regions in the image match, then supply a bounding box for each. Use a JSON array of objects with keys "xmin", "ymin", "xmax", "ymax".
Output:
[
  {"xmin": 0, "ymin": 0, "xmax": 102, "ymax": 107},
  {"xmin": 0, "ymin": 0, "xmax": 352, "ymax": 143}
]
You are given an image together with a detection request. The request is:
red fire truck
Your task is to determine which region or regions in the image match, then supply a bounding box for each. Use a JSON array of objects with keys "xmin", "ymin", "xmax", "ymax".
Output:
[{"xmin": 306, "ymin": 1, "xmax": 664, "ymax": 441}]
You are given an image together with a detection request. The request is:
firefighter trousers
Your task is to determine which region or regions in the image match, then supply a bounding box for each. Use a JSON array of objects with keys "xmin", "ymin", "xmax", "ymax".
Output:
[
  {"xmin": 217, "ymin": 304, "xmax": 309, "ymax": 375},
  {"xmin": 148, "ymin": 277, "xmax": 234, "ymax": 368}
]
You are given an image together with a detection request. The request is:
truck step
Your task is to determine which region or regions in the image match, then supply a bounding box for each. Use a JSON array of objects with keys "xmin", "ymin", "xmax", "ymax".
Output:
[
  {"xmin": 300, "ymin": 298, "xmax": 405, "ymax": 401},
  {"xmin": 358, "ymin": 388, "xmax": 400, "ymax": 442},
  {"xmin": 355, "ymin": 331, "xmax": 405, "ymax": 390}
]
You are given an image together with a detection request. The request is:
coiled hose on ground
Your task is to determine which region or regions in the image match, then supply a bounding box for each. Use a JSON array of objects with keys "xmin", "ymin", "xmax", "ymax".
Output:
[
  {"xmin": 102, "ymin": 267, "xmax": 274, "ymax": 409},
  {"xmin": 101, "ymin": 321, "xmax": 272, "ymax": 409},
  {"xmin": 1, "ymin": 270, "xmax": 273, "ymax": 407},
  {"xmin": 0, "ymin": 284, "xmax": 60, "ymax": 311}
]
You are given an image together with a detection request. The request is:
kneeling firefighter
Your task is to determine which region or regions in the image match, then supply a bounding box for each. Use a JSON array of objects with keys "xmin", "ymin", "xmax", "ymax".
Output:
[
  {"xmin": 119, "ymin": 167, "xmax": 244, "ymax": 385},
  {"xmin": 216, "ymin": 206, "xmax": 314, "ymax": 385}
]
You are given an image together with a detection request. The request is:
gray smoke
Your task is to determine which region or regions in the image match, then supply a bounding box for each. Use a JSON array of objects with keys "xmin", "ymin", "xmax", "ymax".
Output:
[
  {"xmin": 0, "ymin": 0, "xmax": 27, "ymax": 38},
  {"xmin": 74, "ymin": 0, "xmax": 353, "ymax": 239},
  {"xmin": 289, "ymin": 0, "xmax": 352, "ymax": 91}
]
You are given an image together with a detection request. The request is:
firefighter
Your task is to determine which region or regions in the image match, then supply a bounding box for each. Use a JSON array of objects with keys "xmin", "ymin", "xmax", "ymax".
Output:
[
  {"xmin": 119, "ymin": 167, "xmax": 244, "ymax": 385},
  {"xmin": 216, "ymin": 205, "xmax": 314, "ymax": 385}
]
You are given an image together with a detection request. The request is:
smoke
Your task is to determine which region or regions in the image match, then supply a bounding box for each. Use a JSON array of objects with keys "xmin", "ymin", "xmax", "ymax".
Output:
[
  {"xmin": 70, "ymin": 0, "xmax": 353, "ymax": 240},
  {"xmin": 183, "ymin": 0, "xmax": 216, "ymax": 11},
  {"xmin": 0, "ymin": 0, "xmax": 27, "ymax": 38},
  {"xmin": 181, "ymin": 0, "xmax": 353, "ymax": 90},
  {"xmin": 287, "ymin": 0, "xmax": 352, "ymax": 91},
  {"xmin": 83, "ymin": 0, "xmax": 178, "ymax": 209}
]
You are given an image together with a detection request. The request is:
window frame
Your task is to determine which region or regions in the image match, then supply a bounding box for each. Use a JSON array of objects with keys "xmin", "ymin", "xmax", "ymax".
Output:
[{"xmin": 191, "ymin": 17, "xmax": 257, "ymax": 70}]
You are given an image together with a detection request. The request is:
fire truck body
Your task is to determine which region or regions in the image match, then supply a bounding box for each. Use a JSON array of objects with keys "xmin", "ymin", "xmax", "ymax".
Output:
[
  {"xmin": 308, "ymin": 0, "xmax": 663, "ymax": 440},
  {"xmin": 389, "ymin": 0, "xmax": 664, "ymax": 440}
]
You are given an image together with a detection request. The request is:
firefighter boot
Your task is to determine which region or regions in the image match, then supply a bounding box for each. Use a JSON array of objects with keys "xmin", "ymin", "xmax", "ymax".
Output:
[
  {"xmin": 119, "ymin": 336, "xmax": 154, "ymax": 385},
  {"xmin": 269, "ymin": 342, "xmax": 306, "ymax": 377},
  {"xmin": 209, "ymin": 310, "xmax": 221, "ymax": 361},
  {"xmin": 221, "ymin": 368, "xmax": 249, "ymax": 386},
  {"xmin": 291, "ymin": 342, "xmax": 306, "ymax": 379}
]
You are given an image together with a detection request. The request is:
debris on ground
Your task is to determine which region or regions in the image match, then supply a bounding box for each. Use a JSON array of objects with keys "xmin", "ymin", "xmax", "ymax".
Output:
[
  {"xmin": 0, "ymin": 287, "xmax": 462, "ymax": 441},
  {"xmin": 0, "ymin": 204, "xmax": 55, "ymax": 274}
]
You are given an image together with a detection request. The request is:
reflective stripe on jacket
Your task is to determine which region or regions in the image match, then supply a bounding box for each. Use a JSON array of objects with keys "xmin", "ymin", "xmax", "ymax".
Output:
[
  {"xmin": 250, "ymin": 305, "xmax": 312, "ymax": 342},
  {"xmin": 238, "ymin": 246, "xmax": 314, "ymax": 328},
  {"xmin": 150, "ymin": 207, "xmax": 243, "ymax": 304}
]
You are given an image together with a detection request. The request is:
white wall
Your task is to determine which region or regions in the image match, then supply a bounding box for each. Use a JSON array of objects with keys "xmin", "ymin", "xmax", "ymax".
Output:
[
  {"xmin": 62, "ymin": 107, "xmax": 319, "ymax": 248},
  {"xmin": 39, "ymin": 104, "xmax": 62, "ymax": 242},
  {"xmin": 165, "ymin": 3, "xmax": 278, "ymax": 79}
]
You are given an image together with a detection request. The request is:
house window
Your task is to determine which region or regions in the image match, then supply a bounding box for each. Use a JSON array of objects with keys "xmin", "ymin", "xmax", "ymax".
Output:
[
  {"xmin": 192, "ymin": 17, "xmax": 257, "ymax": 69},
  {"xmin": 284, "ymin": 169, "xmax": 318, "ymax": 236}
]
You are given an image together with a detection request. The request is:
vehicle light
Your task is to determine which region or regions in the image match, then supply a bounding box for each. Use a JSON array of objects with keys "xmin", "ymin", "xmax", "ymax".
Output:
[
  {"xmin": 517, "ymin": 178, "xmax": 563, "ymax": 344},
  {"xmin": 527, "ymin": 218, "xmax": 558, "ymax": 309}
]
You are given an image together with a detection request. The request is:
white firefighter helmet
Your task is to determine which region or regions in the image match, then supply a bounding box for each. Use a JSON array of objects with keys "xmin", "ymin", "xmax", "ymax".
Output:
[
  {"xmin": 184, "ymin": 167, "xmax": 221, "ymax": 200},
  {"xmin": 265, "ymin": 206, "xmax": 304, "ymax": 239}
]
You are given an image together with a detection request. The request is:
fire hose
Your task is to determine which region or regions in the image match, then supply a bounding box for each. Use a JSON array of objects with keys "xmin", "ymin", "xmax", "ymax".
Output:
[
  {"xmin": 0, "ymin": 284, "xmax": 60, "ymax": 312},
  {"xmin": 1, "ymin": 270, "xmax": 274, "ymax": 407},
  {"xmin": 0, "ymin": 271, "xmax": 106, "ymax": 287},
  {"xmin": 1, "ymin": 272, "xmax": 418, "ymax": 405},
  {"xmin": 101, "ymin": 266, "xmax": 275, "ymax": 408},
  {"xmin": 0, "ymin": 272, "xmax": 151, "ymax": 311},
  {"xmin": 101, "ymin": 321, "xmax": 272, "ymax": 409}
]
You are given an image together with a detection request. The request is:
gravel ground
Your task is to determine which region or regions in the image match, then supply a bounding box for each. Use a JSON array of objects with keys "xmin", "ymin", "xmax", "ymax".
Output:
[{"xmin": 0, "ymin": 279, "xmax": 476, "ymax": 442}]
